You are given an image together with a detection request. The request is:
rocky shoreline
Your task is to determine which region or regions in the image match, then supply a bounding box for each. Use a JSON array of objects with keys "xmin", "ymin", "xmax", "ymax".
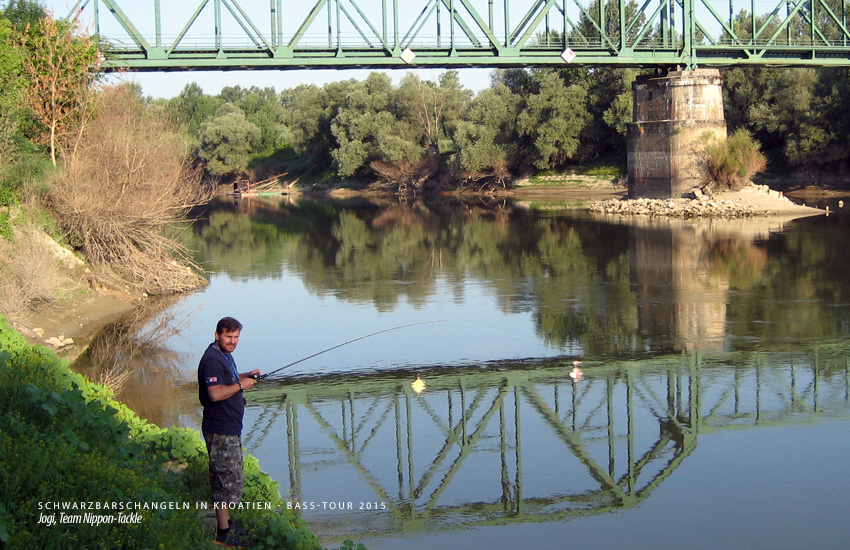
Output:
[
  {"xmin": 589, "ymin": 196, "xmax": 760, "ymax": 218},
  {"xmin": 588, "ymin": 184, "xmax": 825, "ymax": 218}
]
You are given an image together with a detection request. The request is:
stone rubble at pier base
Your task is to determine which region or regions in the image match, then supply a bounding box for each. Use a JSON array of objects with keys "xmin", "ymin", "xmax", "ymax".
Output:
[{"xmin": 589, "ymin": 185, "xmax": 800, "ymax": 219}]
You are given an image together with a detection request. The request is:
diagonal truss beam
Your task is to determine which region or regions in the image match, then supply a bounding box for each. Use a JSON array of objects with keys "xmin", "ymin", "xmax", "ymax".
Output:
[{"xmin": 65, "ymin": 0, "xmax": 850, "ymax": 71}]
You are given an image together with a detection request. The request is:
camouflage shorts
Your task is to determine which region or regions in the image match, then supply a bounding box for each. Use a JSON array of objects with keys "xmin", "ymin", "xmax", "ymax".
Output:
[{"xmin": 203, "ymin": 432, "xmax": 244, "ymax": 505}]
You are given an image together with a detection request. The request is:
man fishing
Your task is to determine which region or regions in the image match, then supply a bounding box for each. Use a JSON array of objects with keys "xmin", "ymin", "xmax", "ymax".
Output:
[{"xmin": 198, "ymin": 317, "xmax": 262, "ymax": 548}]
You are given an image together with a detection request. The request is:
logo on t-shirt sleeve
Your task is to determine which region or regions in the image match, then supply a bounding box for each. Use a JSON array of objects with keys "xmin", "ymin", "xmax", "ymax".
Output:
[{"xmin": 205, "ymin": 376, "xmax": 218, "ymax": 384}]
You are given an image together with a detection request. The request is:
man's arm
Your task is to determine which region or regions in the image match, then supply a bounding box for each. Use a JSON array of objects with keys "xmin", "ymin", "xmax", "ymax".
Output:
[
  {"xmin": 207, "ymin": 370, "xmax": 262, "ymax": 402},
  {"xmin": 208, "ymin": 382, "xmax": 243, "ymax": 402}
]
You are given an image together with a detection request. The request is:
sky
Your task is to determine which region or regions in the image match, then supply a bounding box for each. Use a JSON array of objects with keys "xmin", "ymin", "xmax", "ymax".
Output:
[
  {"xmin": 106, "ymin": 67, "xmax": 496, "ymax": 100},
  {"xmin": 44, "ymin": 0, "xmax": 499, "ymax": 99}
]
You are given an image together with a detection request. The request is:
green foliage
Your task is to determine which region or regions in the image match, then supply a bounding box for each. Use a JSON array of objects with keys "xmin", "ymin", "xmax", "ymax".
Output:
[
  {"xmin": 167, "ymin": 82, "xmax": 225, "ymax": 141},
  {"xmin": 219, "ymin": 85, "xmax": 288, "ymax": 153},
  {"xmin": 0, "ymin": 138, "xmax": 53, "ymax": 202},
  {"xmin": 330, "ymin": 73, "xmax": 442, "ymax": 182},
  {"xmin": 0, "ymin": 211, "xmax": 11, "ymax": 240},
  {"xmin": 722, "ymin": 36, "xmax": 850, "ymax": 169},
  {"xmin": 395, "ymin": 70, "xmax": 470, "ymax": 148},
  {"xmin": 703, "ymin": 129, "xmax": 767, "ymax": 192},
  {"xmin": 450, "ymin": 84, "xmax": 520, "ymax": 178},
  {"xmin": 0, "ymin": 315, "xmax": 338, "ymax": 550},
  {"xmin": 0, "ymin": 16, "xmax": 25, "ymax": 168},
  {"xmin": 571, "ymin": 0, "xmax": 646, "ymax": 45},
  {"xmin": 0, "ymin": 0, "xmax": 46, "ymax": 32},
  {"xmin": 198, "ymin": 103, "xmax": 261, "ymax": 176},
  {"xmin": 518, "ymin": 73, "xmax": 589, "ymax": 170},
  {"xmin": 288, "ymin": 80, "xmax": 355, "ymax": 170}
]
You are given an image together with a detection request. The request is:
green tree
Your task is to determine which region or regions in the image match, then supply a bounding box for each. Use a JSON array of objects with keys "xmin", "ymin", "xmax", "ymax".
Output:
[
  {"xmin": 571, "ymin": 0, "xmax": 646, "ymax": 46},
  {"xmin": 747, "ymin": 68, "xmax": 826, "ymax": 167},
  {"xmin": 396, "ymin": 70, "xmax": 471, "ymax": 149},
  {"xmin": 517, "ymin": 72, "xmax": 589, "ymax": 169},
  {"xmin": 287, "ymin": 80, "xmax": 357, "ymax": 170},
  {"xmin": 167, "ymin": 82, "xmax": 224, "ymax": 141},
  {"xmin": 0, "ymin": 17, "xmax": 25, "ymax": 167},
  {"xmin": 557, "ymin": 66, "xmax": 637, "ymax": 160},
  {"xmin": 331, "ymin": 73, "xmax": 423, "ymax": 181},
  {"xmin": 450, "ymin": 83, "xmax": 521, "ymax": 182},
  {"xmin": 812, "ymin": 67, "xmax": 850, "ymax": 166},
  {"xmin": 197, "ymin": 103, "xmax": 260, "ymax": 176},
  {"xmin": 0, "ymin": 0, "xmax": 45, "ymax": 33},
  {"xmin": 219, "ymin": 85, "xmax": 287, "ymax": 153}
]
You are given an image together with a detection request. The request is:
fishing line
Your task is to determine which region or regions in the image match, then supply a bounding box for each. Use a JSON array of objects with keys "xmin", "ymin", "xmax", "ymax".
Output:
[
  {"xmin": 443, "ymin": 319, "xmax": 550, "ymax": 346},
  {"xmin": 254, "ymin": 320, "xmax": 448, "ymax": 379}
]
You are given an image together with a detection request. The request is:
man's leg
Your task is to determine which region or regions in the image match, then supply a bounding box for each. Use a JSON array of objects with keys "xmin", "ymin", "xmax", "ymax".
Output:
[{"xmin": 204, "ymin": 433, "xmax": 245, "ymax": 538}]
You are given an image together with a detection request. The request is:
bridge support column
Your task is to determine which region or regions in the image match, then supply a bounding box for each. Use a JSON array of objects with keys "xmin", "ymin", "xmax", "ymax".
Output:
[{"xmin": 627, "ymin": 69, "xmax": 727, "ymax": 199}]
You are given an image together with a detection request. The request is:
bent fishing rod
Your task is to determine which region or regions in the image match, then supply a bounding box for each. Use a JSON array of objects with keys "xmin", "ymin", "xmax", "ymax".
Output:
[{"xmin": 252, "ymin": 320, "xmax": 447, "ymax": 380}]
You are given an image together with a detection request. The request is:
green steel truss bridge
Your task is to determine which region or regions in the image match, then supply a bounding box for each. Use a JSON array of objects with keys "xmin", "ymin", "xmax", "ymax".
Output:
[
  {"xmin": 69, "ymin": 0, "xmax": 850, "ymax": 72},
  {"xmin": 244, "ymin": 345, "xmax": 850, "ymax": 536}
]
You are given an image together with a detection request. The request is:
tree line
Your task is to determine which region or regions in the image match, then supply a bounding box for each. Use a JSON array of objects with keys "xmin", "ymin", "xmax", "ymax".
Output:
[{"xmin": 164, "ymin": 66, "xmax": 850, "ymax": 193}]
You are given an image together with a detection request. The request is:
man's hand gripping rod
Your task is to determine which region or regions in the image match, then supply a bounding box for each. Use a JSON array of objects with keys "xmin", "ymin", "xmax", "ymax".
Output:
[{"xmin": 251, "ymin": 320, "xmax": 447, "ymax": 380}]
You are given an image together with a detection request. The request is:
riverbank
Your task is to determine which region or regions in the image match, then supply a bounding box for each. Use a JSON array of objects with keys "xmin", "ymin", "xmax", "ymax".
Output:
[{"xmin": 0, "ymin": 314, "xmax": 323, "ymax": 549}]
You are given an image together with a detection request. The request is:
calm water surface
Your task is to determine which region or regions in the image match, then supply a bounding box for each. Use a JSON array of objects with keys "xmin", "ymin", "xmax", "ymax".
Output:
[{"xmin": 75, "ymin": 195, "xmax": 850, "ymax": 549}]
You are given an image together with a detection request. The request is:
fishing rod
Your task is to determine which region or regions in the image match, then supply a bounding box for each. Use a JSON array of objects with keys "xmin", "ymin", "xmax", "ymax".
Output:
[{"xmin": 252, "ymin": 320, "xmax": 447, "ymax": 380}]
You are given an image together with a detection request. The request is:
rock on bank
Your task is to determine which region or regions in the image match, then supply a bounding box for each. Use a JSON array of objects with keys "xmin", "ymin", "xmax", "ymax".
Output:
[{"xmin": 589, "ymin": 184, "xmax": 825, "ymax": 218}]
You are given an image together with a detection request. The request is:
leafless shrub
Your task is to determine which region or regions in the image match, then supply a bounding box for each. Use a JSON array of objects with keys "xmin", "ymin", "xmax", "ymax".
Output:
[
  {"xmin": 455, "ymin": 158, "xmax": 511, "ymax": 192},
  {"xmin": 47, "ymin": 85, "xmax": 211, "ymax": 295},
  {"xmin": 370, "ymin": 152, "xmax": 440, "ymax": 194}
]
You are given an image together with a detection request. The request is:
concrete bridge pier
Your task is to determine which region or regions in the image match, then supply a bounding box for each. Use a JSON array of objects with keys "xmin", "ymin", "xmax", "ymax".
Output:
[{"xmin": 627, "ymin": 69, "xmax": 727, "ymax": 199}]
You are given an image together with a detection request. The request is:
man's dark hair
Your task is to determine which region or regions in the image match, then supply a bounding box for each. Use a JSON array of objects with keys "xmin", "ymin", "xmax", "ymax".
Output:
[{"xmin": 216, "ymin": 317, "xmax": 243, "ymax": 334}]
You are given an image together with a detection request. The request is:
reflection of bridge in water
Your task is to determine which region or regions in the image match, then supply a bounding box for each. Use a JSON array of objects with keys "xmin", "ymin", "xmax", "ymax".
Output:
[{"xmin": 244, "ymin": 344, "xmax": 850, "ymax": 537}]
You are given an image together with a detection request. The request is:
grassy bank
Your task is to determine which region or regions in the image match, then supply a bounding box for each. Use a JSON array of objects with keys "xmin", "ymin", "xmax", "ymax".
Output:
[{"xmin": 0, "ymin": 316, "xmax": 351, "ymax": 550}]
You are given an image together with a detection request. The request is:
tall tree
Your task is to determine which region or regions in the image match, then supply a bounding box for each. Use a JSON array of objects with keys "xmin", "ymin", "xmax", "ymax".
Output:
[
  {"xmin": 287, "ymin": 80, "xmax": 358, "ymax": 170},
  {"xmin": 517, "ymin": 72, "xmax": 589, "ymax": 169},
  {"xmin": 331, "ymin": 73, "xmax": 423, "ymax": 182},
  {"xmin": 167, "ymin": 82, "xmax": 224, "ymax": 140},
  {"xmin": 15, "ymin": 14, "xmax": 100, "ymax": 165},
  {"xmin": 197, "ymin": 103, "xmax": 260, "ymax": 176},
  {"xmin": 396, "ymin": 71, "xmax": 471, "ymax": 150},
  {"xmin": 1, "ymin": 0, "xmax": 45, "ymax": 32},
  {"xmin": 450, "ymin": 83, "xmax": 521, "ymax": 182},
  {"xmin": 220, "ymin": 85, "xmax": 287, "ymax": 153},
  {"xmin": 747, "ymin": 68, "xmax": 826, "ymax": 167}
]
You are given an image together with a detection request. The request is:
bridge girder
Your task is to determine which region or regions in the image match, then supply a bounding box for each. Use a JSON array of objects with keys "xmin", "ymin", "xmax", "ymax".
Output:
[{"xmin": 67, "ymin": 0, "xmax": 850, "ymax": 72}]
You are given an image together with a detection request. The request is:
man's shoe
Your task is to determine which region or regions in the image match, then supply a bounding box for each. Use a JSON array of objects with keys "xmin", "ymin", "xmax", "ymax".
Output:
[
  {"xmin": 228, "ymin": 519, "xmax": 248, "ymax": 536},
  {"xmin": 215, "ymin": 528, "xmax": 250, "ymax": 548}
]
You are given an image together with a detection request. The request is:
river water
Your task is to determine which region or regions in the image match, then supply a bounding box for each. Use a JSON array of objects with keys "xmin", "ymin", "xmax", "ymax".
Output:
[{"xmin": 74, "ymin": 194, "xmax": 850, "ymax": 549}]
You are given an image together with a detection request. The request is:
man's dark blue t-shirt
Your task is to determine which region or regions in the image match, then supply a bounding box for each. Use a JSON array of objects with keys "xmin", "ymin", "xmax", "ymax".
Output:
[{"xmin": 198, "ymin": 343, "xmax": 245, "ymax": 435}]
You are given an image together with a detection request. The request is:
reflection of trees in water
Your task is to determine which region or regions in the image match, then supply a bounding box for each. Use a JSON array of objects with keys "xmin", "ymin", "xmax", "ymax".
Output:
[
  {"xmin": 707, "ymin": 237, "xmax": 769, "ymax": 286},
  {"xmin": 72, "ymin": 297, "xmax": 198, "ymax": 428},
  {"xmin": 722, "ymin": 219, "xmax": 850, "ymax": 347},
  {"xmin": 191, "ymin": 197, "xmax": 845, "ymax": 355}
]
